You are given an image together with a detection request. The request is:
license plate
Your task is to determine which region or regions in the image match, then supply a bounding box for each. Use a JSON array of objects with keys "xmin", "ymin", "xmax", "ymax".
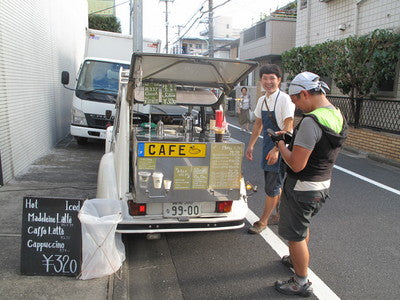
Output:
[{"xmin": 163, "ymin": 202, "xmax": 201, "ymax": 217}]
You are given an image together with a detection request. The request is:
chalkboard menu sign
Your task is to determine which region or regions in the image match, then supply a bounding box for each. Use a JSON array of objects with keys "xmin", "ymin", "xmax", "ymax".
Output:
[
  {"xmin": 20, "ymin": 197, "xmax": 84, "ymax": 276},
  {"xmin": 209, "ymin": 143, "xmax": 243, "ymax": 189}
]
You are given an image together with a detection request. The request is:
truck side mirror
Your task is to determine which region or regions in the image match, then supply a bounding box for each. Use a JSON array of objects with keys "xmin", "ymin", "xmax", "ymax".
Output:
[{"xmin": 61, "ymin": 71, "xmax": 70, "ymax": 85}]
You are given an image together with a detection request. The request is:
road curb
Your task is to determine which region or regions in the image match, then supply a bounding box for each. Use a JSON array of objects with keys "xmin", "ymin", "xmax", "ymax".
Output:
[
  {"xmin": 343, "ymin": 145, "xmax": 400, "ymax": 169},
  {"xmin": 109, "ymin": 259, "xmax": 129, "ymax": 300}
]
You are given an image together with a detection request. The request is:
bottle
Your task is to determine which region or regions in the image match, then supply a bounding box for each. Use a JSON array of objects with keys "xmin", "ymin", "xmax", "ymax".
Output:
[{"xmin": 156, "ymin": 120, "xmax": 164, "ymax": 137}]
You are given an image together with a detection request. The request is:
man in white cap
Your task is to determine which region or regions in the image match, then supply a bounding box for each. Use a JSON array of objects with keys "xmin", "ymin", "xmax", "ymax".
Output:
[{"xmin": 271, "ymin": 72, "xmax": 347, "ymax": 297}]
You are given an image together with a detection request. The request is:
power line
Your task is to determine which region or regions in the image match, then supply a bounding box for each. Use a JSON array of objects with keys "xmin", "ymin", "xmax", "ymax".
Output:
[
  {"xmin": 171, "ymin": 0, "xmax": 207, "ymax": 42},
  {"xmin": 182, "ymin": 0, "xmax": 208, "ymax": 29},
  {"xmin": 202, "ymin": 0, "xmax": 232, "ymax": 13},
  {"xmin": 172, "ymin": 0, "xmax": 233, "ymax": 44}
]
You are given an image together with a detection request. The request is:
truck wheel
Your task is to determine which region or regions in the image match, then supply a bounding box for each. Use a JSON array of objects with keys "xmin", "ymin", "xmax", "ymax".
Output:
[{"xmin": 76, "ymin": 137, "xmax": 88, "ymax": 145}]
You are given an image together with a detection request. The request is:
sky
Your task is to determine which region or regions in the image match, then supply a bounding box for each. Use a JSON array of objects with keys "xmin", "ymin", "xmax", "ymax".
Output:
[{"xmin": 115, "ymin": 0, "xmax": 293, "ymax": 47}]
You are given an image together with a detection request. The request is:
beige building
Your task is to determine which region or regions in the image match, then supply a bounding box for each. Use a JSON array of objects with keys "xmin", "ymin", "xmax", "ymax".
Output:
[
  {"xmin": 200, "ymin": 16, "xmax": 241, "ymax": 39},
  {"xmin": 88, "ymin": 0, "xmax": 116, "ymax": 16},
  {"xmin": 237, "ymin": 14, "xmax": 297, "ymax": 100},
  {"xmin": 174, "ymin": 37, "xmax": 235, "ymax": 58}
]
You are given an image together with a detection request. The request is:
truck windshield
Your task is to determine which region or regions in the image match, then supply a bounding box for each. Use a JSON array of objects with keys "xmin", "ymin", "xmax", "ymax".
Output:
[{"xmin": 76, "ymin": 60, "xmax": 129, "ymax": 101}]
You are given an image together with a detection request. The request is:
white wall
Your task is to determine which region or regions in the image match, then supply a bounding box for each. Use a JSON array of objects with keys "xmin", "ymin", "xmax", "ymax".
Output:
[
  {"xmin": 296, "ymin": 0, "xmax": 400, "ymax": 46},
  {"xmin": 0, "ymin": 0, "xmax": 88, "ymax": 183}
]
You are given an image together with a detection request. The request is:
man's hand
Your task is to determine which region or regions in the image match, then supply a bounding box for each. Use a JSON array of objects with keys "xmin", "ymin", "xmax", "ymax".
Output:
[
  {"xmin": 266, "ymin": 147, "xmax": 279, "ymax": 165},
  {"xmin": 268, "ymin": 129, "xmax": 292, "ymax": 145},
  {"xmin": 246, "ymin": 146, "xmax": 254, "ymax": 161}
]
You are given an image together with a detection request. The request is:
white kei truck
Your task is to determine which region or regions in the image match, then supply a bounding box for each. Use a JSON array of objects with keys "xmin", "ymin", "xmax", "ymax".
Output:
[
  {"xmin": 61, "ymin": 29, "xmax": 161, "ymax": 145},
  {"xmin": 96, "ymin": 53, "xmax": 258, "ymax": 233}
]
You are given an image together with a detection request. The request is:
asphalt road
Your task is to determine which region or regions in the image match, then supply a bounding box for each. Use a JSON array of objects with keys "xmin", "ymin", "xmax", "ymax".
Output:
[{"xmin": 125, "ymin": 118, "xmax": 400, "ymax": 300}]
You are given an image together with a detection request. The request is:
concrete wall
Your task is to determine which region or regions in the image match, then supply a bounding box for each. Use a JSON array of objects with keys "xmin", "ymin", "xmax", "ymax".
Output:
[
  {"xmin": 239, "ymin": 17, "xmax": 296, "ymax": 60},
  {"xmin": 0, "ymin": 0, "xmax": 88, "ymax": 183},
  {"xmin": 296, "ymin": 0, "xmax": 400, "ymax": 46}
]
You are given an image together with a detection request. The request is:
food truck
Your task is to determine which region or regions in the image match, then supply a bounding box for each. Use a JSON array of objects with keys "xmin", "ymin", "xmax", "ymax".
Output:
[{"xmin": 96, "ymin": 53, "xmax": 258, "ymax": 233}]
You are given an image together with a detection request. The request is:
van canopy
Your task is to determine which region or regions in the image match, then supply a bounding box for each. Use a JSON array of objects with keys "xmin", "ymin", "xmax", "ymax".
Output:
[{"xmin": 128, "ymin": 53, "xmax": 258, "ymax": 105}]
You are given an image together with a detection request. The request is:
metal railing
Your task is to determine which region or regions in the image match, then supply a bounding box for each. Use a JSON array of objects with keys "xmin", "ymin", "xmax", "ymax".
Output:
[{"xmin": 327, "ymin": 96, "xmax": 400, "ymax": 134}]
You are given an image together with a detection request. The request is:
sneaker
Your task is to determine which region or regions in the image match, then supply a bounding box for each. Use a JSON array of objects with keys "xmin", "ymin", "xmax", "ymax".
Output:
[
  {"xmin": 275, "ymin": 277, "xmax": 313, "ymax": 297},
  {"xmin": 281, "ymin": 255, "xmax": 293, "ymax": 268}
]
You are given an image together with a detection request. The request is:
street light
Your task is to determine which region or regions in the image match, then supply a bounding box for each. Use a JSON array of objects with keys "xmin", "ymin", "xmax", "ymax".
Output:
[{"xmin": 160, "ymin": 0, "xmax": 175, "ymax": 53}]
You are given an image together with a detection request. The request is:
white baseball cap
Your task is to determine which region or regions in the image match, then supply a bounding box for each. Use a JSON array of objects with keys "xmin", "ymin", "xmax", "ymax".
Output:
[{"xmin": 288, "ymin": 71, "xmax": 330, "ymax": 95}]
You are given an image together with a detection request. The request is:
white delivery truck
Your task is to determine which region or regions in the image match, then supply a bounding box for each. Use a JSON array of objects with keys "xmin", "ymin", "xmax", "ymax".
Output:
[
  {"xmin": 96, "ymin": 53, "xmax": 258, "ymax": 234},
  {"xmin": 61, "ymin": 29, "xmax": 161, "ymax": 145}
]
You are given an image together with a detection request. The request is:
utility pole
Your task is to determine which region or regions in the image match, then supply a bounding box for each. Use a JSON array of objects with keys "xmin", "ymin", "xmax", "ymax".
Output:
[
  {"xmin": 174, "ymin": 25, "xmax": 184, "ymax": 54},
  {"xmin": 131, "ymin": 0, "xmax": 143, "ymax": 52},
  {"xmin": 208, "ymin": 0, "xmax": 214, "ymax": 57},
  {"xmin": 160, "ymin": 0, "xmax": 174, "ymax": 54}
]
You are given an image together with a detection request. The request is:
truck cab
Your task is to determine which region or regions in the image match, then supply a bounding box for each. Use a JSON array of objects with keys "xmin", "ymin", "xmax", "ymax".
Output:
[
  {"xmin": 96, "ymin": 53, "xmax": 257, "ymax": 233},
  {"xmin": 62, "ymin": 29, "xmax": 161, "ymax": 145},
  {"xmin": 70, "ymin": 58, "xmax": 129, "ymax": 144}
]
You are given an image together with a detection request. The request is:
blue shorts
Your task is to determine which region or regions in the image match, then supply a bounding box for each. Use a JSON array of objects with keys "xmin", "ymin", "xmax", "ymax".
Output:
[{"xmin": 264, "ymin": 168, "xmax": 284, "ymax": 197}]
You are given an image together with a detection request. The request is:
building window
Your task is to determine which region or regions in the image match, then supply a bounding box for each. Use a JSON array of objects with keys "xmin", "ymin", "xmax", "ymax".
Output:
[
  {"xmin": 300, "ymin": 0, "xmax": 307, "ymax": 10},
  {"xmin": 182, "ymin": 44, "xmax": 188, "ymax": 54},
  {"xmin": 378, "ymin": 78, "xmax": 395, "ymax": 92},
  {"xmin": 196, "ymin": 44, "xmax": 202, "ymax": 49},
  {"xmin": 226, "ymin": 24, "xmax": 230, "ymax": 29},
  {"xmin": 243, "ymin": 21, "xmax": 266, "ymax": 44}
]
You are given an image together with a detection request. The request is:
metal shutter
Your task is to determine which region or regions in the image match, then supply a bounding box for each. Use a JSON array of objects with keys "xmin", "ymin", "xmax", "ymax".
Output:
[{"xmin": 0, "ymin": 0, "xmax": 87, "ymax": 183}]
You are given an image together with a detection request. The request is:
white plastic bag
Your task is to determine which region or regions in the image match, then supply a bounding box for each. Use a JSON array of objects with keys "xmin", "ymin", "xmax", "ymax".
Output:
[
  {"xmin": 78, "ymin": 199, "xmax": 125, "ymax": 280},
  {"xmin": 249, "ymin": 110, "xmax": 256, "ymax": 122}
]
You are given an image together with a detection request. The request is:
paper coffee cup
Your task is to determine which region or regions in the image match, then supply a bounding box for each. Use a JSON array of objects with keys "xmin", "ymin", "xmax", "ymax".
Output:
[
  {"xmin": 152, "ymin": 172, "xmax": 163, "ymax": 189},
  {"xmin": 138, "ymin": 171, "xmax": 151, "ymax": 188},
  {"xmin": 163, "ymin": 179, "xmax": 172, "ymax": 190}
]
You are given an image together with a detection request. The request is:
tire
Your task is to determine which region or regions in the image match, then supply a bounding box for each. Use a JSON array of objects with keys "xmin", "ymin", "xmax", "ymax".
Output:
[{"xmin": 76, "ymin": 137, "xmax": 88, "ymax": 145}]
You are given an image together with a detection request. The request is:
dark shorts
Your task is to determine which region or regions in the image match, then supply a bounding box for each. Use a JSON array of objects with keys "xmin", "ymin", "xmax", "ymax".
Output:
[
  {"xmin": 264, "ymin": 167, "xmax": 285, "ymax": 197},
  {"xmin": 278, "ymin": 177, "xmax": 328, "ymax": 242}
]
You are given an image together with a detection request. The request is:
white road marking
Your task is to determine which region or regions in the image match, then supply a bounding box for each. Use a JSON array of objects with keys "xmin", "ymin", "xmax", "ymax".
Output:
[
  {"xmin": 246, "ymin": 210, "xmax": 341, "ymax": 300},
  {"xmin": 231, "ymin": 122, "xmax": 397, "ymax": 298},
  {"xmin": 333, "ymin": 165, "xmax": 400, "ymax": 196}
]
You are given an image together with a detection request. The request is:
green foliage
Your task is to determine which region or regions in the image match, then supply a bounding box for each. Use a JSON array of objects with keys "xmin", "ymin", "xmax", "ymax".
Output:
[
  {"xmin": 88, "ymin": 15, "xmax": 121, "ymax": 33},
  {"xmin": 282, "ymin": 29, "xmax": 400, "ymax": 98}
]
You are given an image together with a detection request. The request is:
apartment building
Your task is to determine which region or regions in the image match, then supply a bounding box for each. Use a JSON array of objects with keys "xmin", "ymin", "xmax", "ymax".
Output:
[{"xmin": 296, "ymin": 0, "xmax": 400, "ymax": 98}]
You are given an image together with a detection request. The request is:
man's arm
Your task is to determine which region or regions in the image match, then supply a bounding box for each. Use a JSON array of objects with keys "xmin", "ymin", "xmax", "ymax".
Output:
[
  {"xmin": 245, "ymin": 117, "xmax": 263, "ymax": 161},
  {"xmin": 276, "ymin": 141, "xmax": 312, "ymax": 172},
  {"xmin": 282, "ymin": 117, "xmax": 294, "ymax": 132}
]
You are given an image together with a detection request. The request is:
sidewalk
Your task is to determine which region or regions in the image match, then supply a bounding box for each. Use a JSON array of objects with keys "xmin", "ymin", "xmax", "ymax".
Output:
[{"xmin": 0, "ymin": 136, "xmax": 127, "ymax": 299}]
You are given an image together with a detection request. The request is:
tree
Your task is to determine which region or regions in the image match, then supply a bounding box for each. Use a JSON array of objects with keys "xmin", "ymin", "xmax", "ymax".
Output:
[
  {"xmin": 282, "ymin": 29, "xmax": 400, "ymax": 125},
  {"xmin": 88, "ymin": 15, "xmax": 121, "ymax": 33}
]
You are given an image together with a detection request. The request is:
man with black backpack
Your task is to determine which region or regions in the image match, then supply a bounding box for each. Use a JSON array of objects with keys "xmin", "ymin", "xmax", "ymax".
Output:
[{"xmin": 271, "ymin": 72, "xmax": 348, "ymax": 297}]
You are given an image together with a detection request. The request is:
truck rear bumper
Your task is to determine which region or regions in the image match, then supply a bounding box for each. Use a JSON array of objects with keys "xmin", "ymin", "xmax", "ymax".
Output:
[
  {"xmin": 116, "ymin": 219, "xmax": 245, "ymax": 234},
  {"xmin": 71, "ymin": 125, "xmax": 106, "ymax": 140}
]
